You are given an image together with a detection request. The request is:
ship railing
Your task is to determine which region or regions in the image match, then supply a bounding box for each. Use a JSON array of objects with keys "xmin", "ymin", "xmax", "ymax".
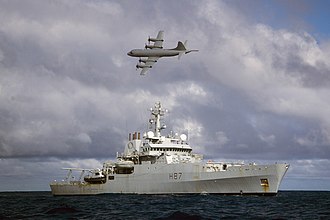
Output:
[
  {"xmin": 58, "ymin": 168, "xmax": 94, "ymax": 183},
  {"xmin": 69, "ymin": 180, "xmax": 83, "ymax": 185},
  {"xmin": 205, "ymin": 160, "xmax": 244, "ymax": 165},
  {"xmin": 192, "ymin": 154, "xmax": 203, "ymax": 160},
  {"xmin": 51, "ymin": 180, "xmax": 87, "ymax": 186}
]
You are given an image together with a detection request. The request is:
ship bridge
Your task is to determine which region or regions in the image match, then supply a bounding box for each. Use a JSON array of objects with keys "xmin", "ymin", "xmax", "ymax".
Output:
[
  {"xmin": 141, "ymin": 131, "xmax": 192, "ymax": 156},
  {"xmin": 119, "ymin": 102, "xmax": 201, "ymax": 164}
]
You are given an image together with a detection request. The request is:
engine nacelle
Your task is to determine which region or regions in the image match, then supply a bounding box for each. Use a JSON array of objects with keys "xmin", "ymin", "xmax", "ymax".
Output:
[
  {"xmin": 139, "ymin": 58, "xmax": 157, "ymax": 64},
  {"xmin": 148, "ymin": 37, "xmax": 164, "ymax": 42},
  {"xmin": 136, "ymin": 64, "xmax": 152, "ymax": 69},
  {"xmin": 139, "ymin": 58, "xmax": 148, "ymax": 63},
  {"xmin": 145, "ymin": 44, "xmax": 163, "ymax": 49}
]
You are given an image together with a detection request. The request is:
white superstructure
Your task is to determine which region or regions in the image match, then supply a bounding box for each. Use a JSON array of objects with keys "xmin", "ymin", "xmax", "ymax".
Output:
[{"xmin": 50, "ymin": 102, "xmax": 289, "ymax": 196}]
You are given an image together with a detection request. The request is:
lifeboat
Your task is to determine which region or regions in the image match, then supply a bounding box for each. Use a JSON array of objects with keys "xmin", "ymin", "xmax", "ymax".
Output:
[
  {"xmin": 115, "ymin": 160, "xmax": 134, "ymax": 168},
  {"xmin": 115, "ymin": 161, "xmax": 135, "ymax": 174},
  {"xmin": 84, "ymin": 170, "xmax": 106, "ymax": 184}
]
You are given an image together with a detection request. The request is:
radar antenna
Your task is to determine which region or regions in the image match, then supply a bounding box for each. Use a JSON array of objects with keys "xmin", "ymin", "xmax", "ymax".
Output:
[{"xmin": 149, "ymin": 102, "xmax": 167, "ymax": 137}]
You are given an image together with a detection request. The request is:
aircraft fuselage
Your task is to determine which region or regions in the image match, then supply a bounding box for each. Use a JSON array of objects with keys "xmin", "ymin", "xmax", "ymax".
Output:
[{"xmin": 127, "ymin": 49, "xmax": 180, "ymax": 58}]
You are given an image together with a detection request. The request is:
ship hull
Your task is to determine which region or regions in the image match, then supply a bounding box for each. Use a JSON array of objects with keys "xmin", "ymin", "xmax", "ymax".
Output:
[{"xmin": 50, "ymin": 163, "xmax": 289, "ymax": 196}]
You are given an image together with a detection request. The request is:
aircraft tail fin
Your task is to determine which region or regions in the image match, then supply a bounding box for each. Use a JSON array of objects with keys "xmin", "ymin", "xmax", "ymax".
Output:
[
  {"xmin": 174, "ymin": 40, "xmax": 198, "ymax": 59},
  {"xmin": 177, "ymin": 40, "xmax": 187, "ymax": 60},
  {"xmin": 173, "ymin": 41, "xmax": 187, "ymax": 51}
]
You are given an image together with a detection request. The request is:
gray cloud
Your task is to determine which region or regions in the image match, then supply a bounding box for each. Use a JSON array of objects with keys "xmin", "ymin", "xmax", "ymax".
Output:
[{"xmin": 0, "ymin": 0, "xmax": 329, "ymax": 190}]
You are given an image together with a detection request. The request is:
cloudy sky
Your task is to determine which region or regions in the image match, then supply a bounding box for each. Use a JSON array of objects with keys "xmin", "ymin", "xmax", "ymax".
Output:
[{"xmin": 1, "ymin": 0, "xmax": 330, "ymax": 191}]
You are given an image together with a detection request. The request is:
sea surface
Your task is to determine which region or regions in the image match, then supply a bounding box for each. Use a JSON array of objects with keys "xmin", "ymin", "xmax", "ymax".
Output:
[{"xmin": 0, "ymin": 191, "xmax": 329, "ymax": 219}]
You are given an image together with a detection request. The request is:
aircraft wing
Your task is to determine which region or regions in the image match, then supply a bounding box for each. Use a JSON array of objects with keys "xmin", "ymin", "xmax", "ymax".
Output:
[
  {"xmin": 140, "ymin": 57, "xmax": 159, "ymax": 75},
  {"xmin": 153, "ymin": 31, "xmax": 164, "ymax": 48}
]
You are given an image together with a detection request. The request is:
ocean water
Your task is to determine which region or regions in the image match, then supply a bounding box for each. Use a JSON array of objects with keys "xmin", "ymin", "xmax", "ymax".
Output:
[{"xmin": 0, "ymin": 191, "xmax": 329, "ymax": 219}]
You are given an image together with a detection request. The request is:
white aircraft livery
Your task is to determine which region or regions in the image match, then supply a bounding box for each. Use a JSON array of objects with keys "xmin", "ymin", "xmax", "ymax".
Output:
[{"xmin": 127, "ymin": 30, "xmax": 198, "ymax": 75}]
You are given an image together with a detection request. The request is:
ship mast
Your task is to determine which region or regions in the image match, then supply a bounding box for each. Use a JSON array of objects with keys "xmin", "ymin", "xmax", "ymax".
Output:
[{"xmin": 149, "ymin": 101, "xmax": 166, "ymax": 138}]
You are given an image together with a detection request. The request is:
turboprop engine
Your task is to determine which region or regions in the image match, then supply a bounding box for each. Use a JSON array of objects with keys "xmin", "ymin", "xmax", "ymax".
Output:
[
  {"xmin": 145, "ymin": 44, "xmax": 163, "ymax": 49},
  {"xmin": 148, "ymin": 37, "xmax": 164, "ymax": 43},
  {"xmin": 138, "ymin": 58, "xmax": 148, "ymax": 63},
  {"xmin": 136, "ymin": 64, "xmax": 152, "ymax": 69}
]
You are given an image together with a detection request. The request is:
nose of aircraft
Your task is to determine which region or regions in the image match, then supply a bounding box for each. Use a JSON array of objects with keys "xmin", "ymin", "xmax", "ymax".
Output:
[{"xmin": 127, "ymin": 50, "xmax": 133, "ymax": 56}]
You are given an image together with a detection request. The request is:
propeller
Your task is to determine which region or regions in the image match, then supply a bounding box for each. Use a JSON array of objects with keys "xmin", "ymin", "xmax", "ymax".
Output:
[
  {"xmin": 136, "ymin": 59, "xmax": 140, "ymax": 70},
  {"xmin": 139, "ymin": 58, "xmax": 147, "ymax": 63}
]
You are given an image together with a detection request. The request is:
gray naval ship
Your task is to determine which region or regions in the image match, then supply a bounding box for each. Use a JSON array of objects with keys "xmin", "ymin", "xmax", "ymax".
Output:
[{"xmin": 50, "ymin": 101, "xmax": 289, "ymax": 196}]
